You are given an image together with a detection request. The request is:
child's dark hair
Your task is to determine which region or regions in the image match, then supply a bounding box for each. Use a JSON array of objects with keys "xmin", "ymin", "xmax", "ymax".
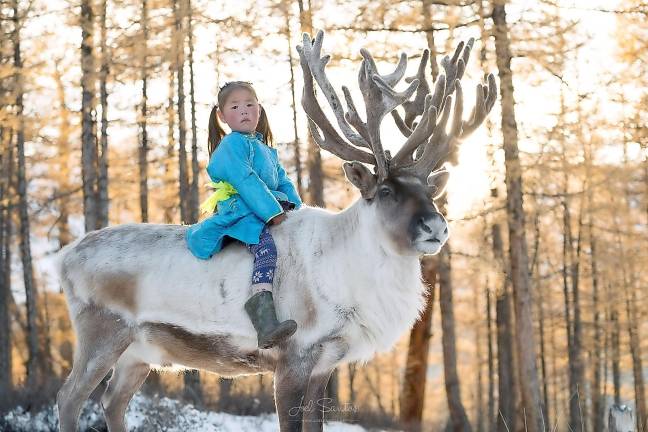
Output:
[{"xmin": 208, "ymin": 81, "xmax": 274, "ymax": 156}]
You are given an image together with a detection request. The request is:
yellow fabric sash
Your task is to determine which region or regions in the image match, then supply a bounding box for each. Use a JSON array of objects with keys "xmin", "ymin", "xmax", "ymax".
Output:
[{"xmin": 199, "ymin": 181, "xmax": 238, "ymax": 214}]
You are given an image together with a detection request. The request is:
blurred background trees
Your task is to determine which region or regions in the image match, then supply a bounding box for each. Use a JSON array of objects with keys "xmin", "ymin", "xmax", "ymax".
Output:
[{"xmin": 0, "ymin": 0, "xmax": 646, "ymax": 431}]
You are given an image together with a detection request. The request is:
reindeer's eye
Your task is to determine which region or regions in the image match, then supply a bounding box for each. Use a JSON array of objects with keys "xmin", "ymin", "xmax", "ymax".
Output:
[{"xmin": 379, "ymin": 186, "xmax": 393, "ymax": 198}]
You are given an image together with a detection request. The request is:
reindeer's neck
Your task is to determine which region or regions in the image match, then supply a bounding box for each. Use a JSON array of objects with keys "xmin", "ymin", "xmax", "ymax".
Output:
[{"xmin": 311, "ymin": 199, "xmax": 420, "ymax": 286}]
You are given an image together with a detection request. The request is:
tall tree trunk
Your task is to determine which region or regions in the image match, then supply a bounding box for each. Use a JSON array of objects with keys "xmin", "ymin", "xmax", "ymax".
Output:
[
  {"xmin": 400, "ymin": 265, "xmax": 436, "ymax": 431},
  {"xmin": 587, "ymin": 147, "xmax": 604, "ymax": 432},
  {"xmin": 97, "ymin": 0, "xmax": 109, "ymax": 228},
  {"xmin": 490, "ymin": 188, "xmax": 517, "ymax": 432},
  {"xmin": 495, "ymin": 287, "xmax": 515, "ymax": 432},
  {"xmin": 283, "ymin": 2, "xmax": 303, "ymax": 197},
  {"xmin": 53, "ymin": 62, "xmax": 72, "ymax": 249},
  {"xmin": 537, "ymin": 277, "xmax": 550, "ymax": 430},
  {"xmin": 80, "ymin": 0, "xmax": 98, "ymax": 232},
  {"xmin": 619, "ymin": 138, "xmax": 647, "ymax": 432},
  {"xmin": 348, "ymin": 363, "xmax": 357, "ymax": 406},
  {"xmin": 0, "ymin": 126, "xmax": 13, "ymax": 394},
  {"xmin": 439, "ymin": 244, "xmax": 472, "ymax": 432},
  {"xmin": 485, "ymin": 288, "xmax": 495, "ymax": 432},
  {"xmin": 138, "ymin": 0, "xmax": 149, "ymax": 223},
  {"xmin": 13, "ymin": 0, "xmax": 41, "ymax": 387},
  {"xmin": 218, "ymin": 378, "xmax": 233, "ymax": 411},
  {"xmin": 624, "ymin": 275, "xmax": 646, "ymax": 431},
  {"xmin": 491, "ymin": 3, "xmax": 545, "ymax": 431},
  {"xmin": 559, "ymin": 86, "xmax": 585, "ymax": 432},
  {"xmin": 164, "ymin": 63, "xmax": 176, "ymax": 224},
  {"xmin": 296, "ymin": 0, "xmax": 323, "ymax": 206},
  {"xmin": 174, "ymin": 0, "xmax": 190, "ymax": 224},
  {"xmin": 610, "ymin": 307, "xmax": 621, "ymax": 405},
  {"xmin": 475, "ymin": 285, "xmax": 484, "ymax": 432},
  {"xmin": 187, "ymin": 0, "xmax": 199, "ymax": 224}
]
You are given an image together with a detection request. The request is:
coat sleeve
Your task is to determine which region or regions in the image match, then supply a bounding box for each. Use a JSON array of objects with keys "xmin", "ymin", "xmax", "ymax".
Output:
[
  {"xmin": 276, "ymin": 162, "xmax": 302, "ymax": 209},
  {"xmin": 208, "ymin": 135, "xmax": 283, "ymax": 223}
]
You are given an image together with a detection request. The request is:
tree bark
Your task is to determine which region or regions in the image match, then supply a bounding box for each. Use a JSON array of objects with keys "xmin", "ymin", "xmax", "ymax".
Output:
[
  {"xmin": 558, "ymin": 85, "xmax": 586, "ymax": 432},
  {"xmin": 173, "ymin": 0, "xmax": 190, "ymax": 224},
  {"xmin": 587, "ymin": 148, "xmax": 604, "ymax": 432},
  {"xmin": 475, "ymin": 285, "xmax": 484, "ymax": 432},
  {"xmin": 283, "ymin": 2, "xmax": 303, "ymax": 197},
  {"xmin": 0, "ymin": 125, "xmax": 13, "ymax": 394},
  {"xmin": 490, "ymin": 189, "xmax": 517, "ymax": 432},
  {"xmin": 491, "ymin": 3, "xmax": 545, "ymax": 430},
  {"xmin": 495, "ymin": 287, "xmax": 515, "ymax": 432},
  {"xmin": 97, "ymin": 0, "xmax": 109, "ymax": 228},
  {"xmin": 485, "ymin": 288, "xmax": 495, "ymax": 432},
  {"xmin": 438, "ymin": 244, "xmax": 472, "ymax": 432},
  {"xmin": 187, "ymin": 0, "xmax": 199, "ymax": 224},
  {"xmin": 610, "ymin": 307, "xmax": 621, "ymax": 405},
  {"xmin": 53, "ymin": 61, "xmax": 73, "ymax": 249},
  {"xmin": 296, "ymin": 0, "xmax": 324, "ymax": 207},
  {"xmin": 13, "ymin": 0, "xmax": 42, "ymax": 387},
  {"xmin": 536, "ymin": 277, "xmax": 550, "ymax": 430},
  {"xmin": 138, "ymin": 0, "xmax": 149, "ymax": 223},
  {"xmin": 625, "ymin": 279, "xmax": 646, "ymax": 431},
  {"xmin": 80, "ymin": 0, "xmax": 98, "ymax": 232},
  {"xmin": 164, "ymin": 62, "xmax": 176, "ymax": 224},
  {"xmin": 400, "ymin": 264, "xmax": 436, "ymax": 431}
]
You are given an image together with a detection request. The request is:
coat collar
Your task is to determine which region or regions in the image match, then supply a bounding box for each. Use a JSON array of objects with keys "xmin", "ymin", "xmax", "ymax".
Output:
[{"xmin": 231, "ymin": 130, "xmax": 264, "ymax": 142}]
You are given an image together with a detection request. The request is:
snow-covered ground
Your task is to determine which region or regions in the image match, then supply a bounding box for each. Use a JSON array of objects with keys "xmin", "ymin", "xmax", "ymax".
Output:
[{"xmin": 1, "ymin": 393, "xmax": 378, "ymax": 431}]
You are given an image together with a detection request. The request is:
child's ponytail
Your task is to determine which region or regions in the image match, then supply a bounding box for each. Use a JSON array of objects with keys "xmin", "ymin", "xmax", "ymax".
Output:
[
  {"xmin": 208, "ymin": 105, "xmax": 228, "ymax": 157},
  {"xmin": 256, "ymin": 106, "xmax": 274, "ymax": 148}
]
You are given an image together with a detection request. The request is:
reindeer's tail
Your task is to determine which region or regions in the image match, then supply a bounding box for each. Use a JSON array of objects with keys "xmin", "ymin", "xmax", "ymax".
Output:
[{"xmin": 53, "ymin": 236, "xmax": 84, "ymax": 297}]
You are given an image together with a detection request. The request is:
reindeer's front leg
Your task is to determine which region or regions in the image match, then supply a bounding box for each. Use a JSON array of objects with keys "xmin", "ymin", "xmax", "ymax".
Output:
[
  {"xmin": 274, "ymin": 351, "xmax": 315, "ymax": 432},
  {"xmin": 302, "ymin": 339, "xmax": 348, "ymax": 432}
]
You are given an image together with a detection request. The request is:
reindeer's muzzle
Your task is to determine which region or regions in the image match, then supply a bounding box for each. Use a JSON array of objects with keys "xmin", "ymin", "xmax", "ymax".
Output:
[{"xmin": 412, "ymin": 211, "xmax": 449, "ymax": 254}]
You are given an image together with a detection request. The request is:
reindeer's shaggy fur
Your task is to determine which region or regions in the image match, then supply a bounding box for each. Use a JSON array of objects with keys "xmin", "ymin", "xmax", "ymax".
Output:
[{"xmin": 57, "ymin": 196, "xmax": 438, "ymax": 432}]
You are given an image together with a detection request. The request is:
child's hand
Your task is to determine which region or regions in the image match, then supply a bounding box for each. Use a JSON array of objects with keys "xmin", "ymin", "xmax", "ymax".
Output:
[{"xmin": 270, "ymin": 213, "xmax": 287, "ymax": 225}]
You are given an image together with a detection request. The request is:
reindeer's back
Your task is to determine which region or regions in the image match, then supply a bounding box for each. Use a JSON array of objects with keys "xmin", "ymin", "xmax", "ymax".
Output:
[{"xmin": 58, "ymin": 223, "xmax": 259, "ymax": 335}]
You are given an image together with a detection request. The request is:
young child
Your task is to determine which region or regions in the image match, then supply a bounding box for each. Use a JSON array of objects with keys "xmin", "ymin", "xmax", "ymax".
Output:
[{"xmin": 185, "ymin": 81, "xmax": 302, "ymax": 349}]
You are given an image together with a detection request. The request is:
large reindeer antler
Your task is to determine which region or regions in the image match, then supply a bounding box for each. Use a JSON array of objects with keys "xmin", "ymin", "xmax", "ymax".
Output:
[{"xmin": 297, "ymin": 30, "xmax": 497, "ymax": 184}]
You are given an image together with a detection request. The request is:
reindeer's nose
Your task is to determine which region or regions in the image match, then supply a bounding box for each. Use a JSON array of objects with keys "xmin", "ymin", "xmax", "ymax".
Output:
[{"xmin": 418, "ymin": 212, "xmax": 447, "ymax": 238}]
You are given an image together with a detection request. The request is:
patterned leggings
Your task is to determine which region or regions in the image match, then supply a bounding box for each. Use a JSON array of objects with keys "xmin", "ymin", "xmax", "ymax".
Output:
[
  {"xmin": 245, "ymin": 201, "xmax": 294, "ymax": 293},
  {"xmin": 245, "ymin": 226, "xmax": 277, "ymax": 293}
]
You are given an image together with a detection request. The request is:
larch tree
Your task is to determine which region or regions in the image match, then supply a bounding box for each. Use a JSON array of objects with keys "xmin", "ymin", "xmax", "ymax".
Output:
[
  {"xmin": 296, "ymin": 0, "xmax": 324, "ymax": 207},
  {"xmin": 80, "ymin": 0, "xmax": 99, "ymax": 232},
  {"xmin": 491, "ymin": 2, "xmax": 545, "ymax": 431},
  {"xmin": 12, "ymin": 0, "xmax": 43, "ymax": 388},
  {"xmin": 138, "ymin": 0, "xmax": 149, "ymax": 223},
  {"xmin": 173, "ymin": 0, "xmax": 190, "ymax": 225},
  {"xmin": 187, "ymin": 0, "xmax": 200, "ymax": 225},
  {"xmin": 97, "ymin": 0, "xmax": 110, "ymax": 228}
]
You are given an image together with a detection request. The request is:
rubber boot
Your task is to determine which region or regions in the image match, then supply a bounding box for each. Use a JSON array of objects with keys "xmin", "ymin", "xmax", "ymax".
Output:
[{"xmin": 244, "ymin": 290, "xmax": 297, "ymax": 349}]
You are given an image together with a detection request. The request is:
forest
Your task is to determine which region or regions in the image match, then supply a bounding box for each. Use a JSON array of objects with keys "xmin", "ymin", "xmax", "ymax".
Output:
[{"xmin": 0, "ymin": 0, "xmax": 646, "ymax": 431}]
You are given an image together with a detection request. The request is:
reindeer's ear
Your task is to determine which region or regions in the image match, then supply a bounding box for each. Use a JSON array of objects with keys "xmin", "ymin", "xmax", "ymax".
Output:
[
  {"xmin": 343, "ymin": 161, "xmax": 378, "ymax": 199},
  {"xmin": 427, "ymin": 170, "xmax": 450, "ymax": 199}
]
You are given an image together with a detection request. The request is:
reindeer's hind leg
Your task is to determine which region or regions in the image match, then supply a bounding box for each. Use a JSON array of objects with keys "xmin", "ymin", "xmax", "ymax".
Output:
[
  {"xmin": 101, "ymin": 349, "xmax": 150, "ymax": 432},
  {"xmin": 57, "ymin": 305, "xmax": 132, "ymax": 432}
]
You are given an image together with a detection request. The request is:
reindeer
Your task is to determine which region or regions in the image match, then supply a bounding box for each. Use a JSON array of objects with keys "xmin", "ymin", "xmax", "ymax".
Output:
[{"xmin": 56, "ymin": 31, "xmax": 496, "ymax": 432}]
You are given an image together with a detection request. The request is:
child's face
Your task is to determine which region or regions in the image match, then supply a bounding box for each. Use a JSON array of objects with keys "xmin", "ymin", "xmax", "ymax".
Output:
[{"xmin": 217, "ymin": 88, "xmax": 261, "ymax": 134}]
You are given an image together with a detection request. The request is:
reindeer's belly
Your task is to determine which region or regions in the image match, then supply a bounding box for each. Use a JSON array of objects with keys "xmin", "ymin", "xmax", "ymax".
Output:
[{"xmin": 126, "ymin": 322, "xmax": 277, "ymax": 377}]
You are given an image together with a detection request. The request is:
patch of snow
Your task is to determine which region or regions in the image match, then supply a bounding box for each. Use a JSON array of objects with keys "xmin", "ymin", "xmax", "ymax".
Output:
[{"xmin": 1, "ymin": 393, "xmax": 376, "ymax": 431}]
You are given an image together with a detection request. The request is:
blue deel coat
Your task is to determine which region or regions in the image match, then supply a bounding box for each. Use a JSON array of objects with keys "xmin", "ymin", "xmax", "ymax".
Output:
[{"xmin": 185, "ymin": 131, "xmax": 302, "ymax": 259}]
